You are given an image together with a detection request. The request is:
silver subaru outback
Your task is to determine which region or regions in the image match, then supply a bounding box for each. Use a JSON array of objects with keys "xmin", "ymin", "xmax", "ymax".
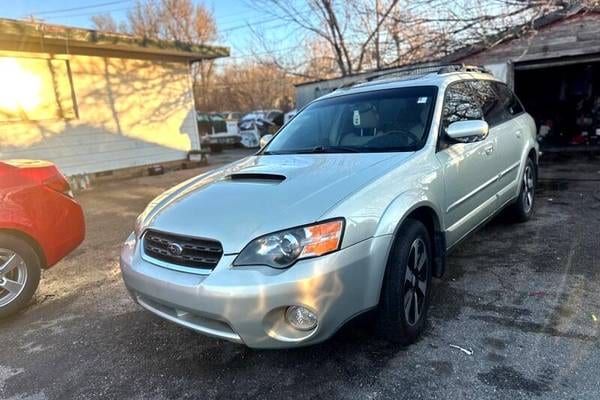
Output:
[{"xmin": 120, "ymin": 66, "xmax": 539, "ymax": 349}]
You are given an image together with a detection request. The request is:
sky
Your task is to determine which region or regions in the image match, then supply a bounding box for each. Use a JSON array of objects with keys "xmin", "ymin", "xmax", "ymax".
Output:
[{"xmin": 0, "ymin": 0, "xmax": 286, "ymax": 63}]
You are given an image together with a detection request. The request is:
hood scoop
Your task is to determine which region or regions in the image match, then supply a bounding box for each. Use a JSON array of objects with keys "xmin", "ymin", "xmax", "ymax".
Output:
[{"xmin": 227, "ymin": 173, "xmax": 286, "ymax": 183}]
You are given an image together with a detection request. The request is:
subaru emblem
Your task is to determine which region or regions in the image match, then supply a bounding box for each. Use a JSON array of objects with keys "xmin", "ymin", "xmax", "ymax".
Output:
[{"xmin": 167, "ymin": 242, "xmax": 183, "ymax": 256}]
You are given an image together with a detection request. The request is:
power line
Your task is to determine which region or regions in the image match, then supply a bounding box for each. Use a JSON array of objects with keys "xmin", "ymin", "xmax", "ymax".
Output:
[
  {"xmin": 214, "ymin": 8, "xmax": 264, "ymax": 24},
  {"xmin": 41, "ymin": 7, "xmax": 133, "ymax": 20},
  {"xmin": 40, "ymin": 6, "xmax": 282, "ymax": 35},
  {"xmin": 219, "ymin": 17, "xmax": 283, "ymax": 33},
  {"xmin": 26, "ymin": 0, "xmax": 133, "ymax": 16}
]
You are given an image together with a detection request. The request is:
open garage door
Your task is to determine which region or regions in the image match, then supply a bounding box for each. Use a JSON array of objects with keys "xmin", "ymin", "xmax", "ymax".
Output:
[{"xmin": 514, "ymin": 55, "xmax": 600, "ymax": 152}]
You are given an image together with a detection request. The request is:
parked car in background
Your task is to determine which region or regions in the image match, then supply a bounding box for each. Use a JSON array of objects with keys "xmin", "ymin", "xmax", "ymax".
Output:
[
  {"xmin": 238, "ymin": 109, "xmax": 284, "ymax": 136},
  {"xmin": 0, "ymin": 160, "xmax": 85, "ymax": 318},
  {"xmin": 121, "ymin": 66, "xmax": 538, "ymax": 349},
  {"xmin": 237, "ymin": 109, "xmax": 284, "ymax": 148},
  {"xmin": 197, "ymin": 111, "xmax": 241, "ymax": 153},
  {"xmin": 220, "ymin": 111, "xmax": 243, "ymax": 138},
  {"xmin": 222, "ymin": 111, "xmax": 242, "ymax": 122},
  {"xmin": 196, "ymin": 111, "xmax": 226, "ymax": 136}
]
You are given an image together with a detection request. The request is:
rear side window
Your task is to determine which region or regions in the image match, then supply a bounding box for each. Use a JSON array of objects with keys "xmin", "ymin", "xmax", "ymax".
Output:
[
  {"xmin": 468, "ymin": 80, "xmax": 506, "ymax": 127},
  {"xmin": 441, "ymin": 81, "xmax": 483, "ymax": 131},
  {"xmin": 493, "ymin": 82, "xmax": 524, "ymax": 117}
]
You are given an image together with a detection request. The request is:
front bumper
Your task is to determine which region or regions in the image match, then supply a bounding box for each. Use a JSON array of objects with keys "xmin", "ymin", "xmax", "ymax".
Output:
[{"xmin": 120, "ymin": 233, "xmax": 392, "ymax": 349}]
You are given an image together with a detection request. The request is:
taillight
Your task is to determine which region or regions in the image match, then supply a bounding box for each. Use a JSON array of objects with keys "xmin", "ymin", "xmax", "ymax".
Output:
[{"xmin": 44, "ymin": 174, "xmax": 73, "ymax": 197}]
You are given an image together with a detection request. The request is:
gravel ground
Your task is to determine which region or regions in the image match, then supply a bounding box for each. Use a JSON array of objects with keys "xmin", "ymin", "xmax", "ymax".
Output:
[{"xmin": 1, "ymin": 150, "xmax": 599, "ymax": 400}]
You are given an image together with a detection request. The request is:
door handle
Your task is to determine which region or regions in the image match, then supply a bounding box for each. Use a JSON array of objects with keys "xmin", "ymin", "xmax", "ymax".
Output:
[
  {"xmin": 484, "ymin": 144, "xmax": 494, "ymax": 155},
  {"xmin": 515, "ymin": 130, "xmax": 522, "ymax": 138}
]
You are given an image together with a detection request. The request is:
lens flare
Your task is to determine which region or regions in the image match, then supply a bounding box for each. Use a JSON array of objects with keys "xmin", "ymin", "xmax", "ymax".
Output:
[{"xmin": 0, "ymin": 58, "xmax": 42, "ymax": 113}]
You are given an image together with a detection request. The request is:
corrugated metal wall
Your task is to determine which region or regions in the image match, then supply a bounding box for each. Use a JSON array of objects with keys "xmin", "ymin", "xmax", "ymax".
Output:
[{"xmin": 0, "ymin": 51, "xmax": 199, "ymax": 176}]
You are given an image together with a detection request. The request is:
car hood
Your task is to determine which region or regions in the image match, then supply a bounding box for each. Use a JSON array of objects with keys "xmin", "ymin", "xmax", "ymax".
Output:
[{"xmin": 142, "ymin": 152, "xmax": 414, "ymax": 253}]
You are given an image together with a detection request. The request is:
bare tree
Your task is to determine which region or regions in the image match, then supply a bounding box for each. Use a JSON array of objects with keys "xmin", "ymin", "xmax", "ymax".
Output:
[
  {"xmin": 251, "ymin": 0, "xmax": 580, "ymax": 79},
  {"xmin": 202, "ymin": 62, "xmax": 296, "ymax": 112},
  {"xmin": 92, "ymin": 0, "xmax": 220, "ymax": 110},
  {"xmin": 91, "ymin": 13, "xmax": 119, "ymax": 33},
  {"xmin": 127, "ymin": 0, "xmax": 162, "ymax": 38},
  {"xmin": 253, "ymin": 0, "xmax": 400, "ymax": 76},
  {"xmin": 160, "ymin": 0, "xmax": 217, "ymax": 43}
]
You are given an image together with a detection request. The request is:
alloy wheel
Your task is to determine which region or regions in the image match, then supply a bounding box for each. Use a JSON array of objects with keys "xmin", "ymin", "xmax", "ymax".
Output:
[
  {"xmin": 403, "ymin": 238, "xmax": 428, "ymax": 326},
  {"xmin": 0, "ymin": 249, "xmax": 28, "ymax": 308},
  {"xmin": 522, "ymin": 164, "xmax": 534, "ymax": 213}
]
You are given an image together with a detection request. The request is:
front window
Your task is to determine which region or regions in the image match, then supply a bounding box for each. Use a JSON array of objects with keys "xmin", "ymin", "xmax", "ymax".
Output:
[{"xmin": 263, "ymin": 86, "xmax": 437, "ymax": 154}]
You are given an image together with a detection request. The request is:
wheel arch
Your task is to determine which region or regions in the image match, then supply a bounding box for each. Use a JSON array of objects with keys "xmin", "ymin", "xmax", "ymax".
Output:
[
  {"xmin": 527, "ymin": 147, "xmax": 538, "ymax": 175},
  {"xmin": 378, "ymin": 201, "xmax": 446, "ymax": 286},
  {"xmin": 397, "ymin": 206, "xmax": 445, "ymax": 279},
  {"xmin": 0, "ymin": 228, "xmax": 46, "ymax": 268}
]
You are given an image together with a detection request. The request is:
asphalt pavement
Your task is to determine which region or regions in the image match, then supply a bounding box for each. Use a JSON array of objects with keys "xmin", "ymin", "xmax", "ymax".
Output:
[{"xmin": 1, "ymin": 149, "xmax": 599, "ymax": 400}]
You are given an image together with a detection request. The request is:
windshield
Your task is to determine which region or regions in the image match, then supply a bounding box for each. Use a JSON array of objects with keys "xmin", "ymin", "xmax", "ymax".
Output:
[{"xmin": 264, "ymin": 86, "xmax": 437, "ymax": 154}]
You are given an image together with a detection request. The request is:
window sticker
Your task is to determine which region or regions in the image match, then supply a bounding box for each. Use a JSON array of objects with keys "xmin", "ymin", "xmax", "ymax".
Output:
[
  {"xmin": 353, "ymin": 110, "xmax": 361, "ymax": 126},
  {"xmin": 417, "ymin": 97, "xmax": 428, "ymax": 104}
]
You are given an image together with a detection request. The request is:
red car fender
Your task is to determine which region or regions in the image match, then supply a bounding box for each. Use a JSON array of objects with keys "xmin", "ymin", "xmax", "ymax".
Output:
[{"xmin": 0, "ymin": 161, "xmax": 85, "ymax": 268}]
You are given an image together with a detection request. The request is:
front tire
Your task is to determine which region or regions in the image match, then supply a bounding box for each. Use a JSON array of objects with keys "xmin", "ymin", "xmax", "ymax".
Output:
[
  {"xmin": 509, "ymin": 157, "xmax": 536, "ymax": 222},
  {"xmin": 0, "ymin": 234, "xmax": 41, "ymax": 319},
  {"xmin": 376, "ymin": 219, "xmax": 432, "ymax": 345}
]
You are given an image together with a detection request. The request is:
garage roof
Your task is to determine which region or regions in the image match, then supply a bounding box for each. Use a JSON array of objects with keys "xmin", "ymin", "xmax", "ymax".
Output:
[{"xmin": 0, "ymin": 18, "xmax": 229, "ymax": 62}]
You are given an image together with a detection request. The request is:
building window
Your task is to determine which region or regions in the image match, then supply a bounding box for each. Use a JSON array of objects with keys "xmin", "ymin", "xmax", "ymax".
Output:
[{"xmin": 0, "ymin": 56, "xmax": 77, "ymax": 122}]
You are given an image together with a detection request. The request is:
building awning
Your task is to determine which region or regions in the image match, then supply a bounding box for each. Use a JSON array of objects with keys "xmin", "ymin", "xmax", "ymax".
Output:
[{"xmin": 0, "ymin": 18, "xmax": 229, "ymax": 62}]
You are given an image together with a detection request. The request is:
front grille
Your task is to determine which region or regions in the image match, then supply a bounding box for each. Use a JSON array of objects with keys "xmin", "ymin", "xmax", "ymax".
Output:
[{"xmin": 143, "ymin": 229, "xmax": 223, "ymax": 270}]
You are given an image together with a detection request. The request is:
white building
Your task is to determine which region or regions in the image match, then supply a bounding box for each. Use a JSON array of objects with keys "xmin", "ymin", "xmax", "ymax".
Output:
[{"xmin": 0, "ymin": 18, "xmax": 228, "ymax": 176}]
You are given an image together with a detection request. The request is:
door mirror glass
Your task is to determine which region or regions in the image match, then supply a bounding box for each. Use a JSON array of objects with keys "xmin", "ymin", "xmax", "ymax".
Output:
[
  {"xmin": 446, "ymin": 120, "xmax": 489, "ymax": 143},
  {"xmin": 259, "ymin": 134, "xmax": 274, "ymax": 148}
]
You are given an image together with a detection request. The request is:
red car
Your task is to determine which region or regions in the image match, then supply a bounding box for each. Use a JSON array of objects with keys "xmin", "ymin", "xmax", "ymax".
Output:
[{"xmin": 0, "ymin": 160, "xmax": 84, "ymax": 318}]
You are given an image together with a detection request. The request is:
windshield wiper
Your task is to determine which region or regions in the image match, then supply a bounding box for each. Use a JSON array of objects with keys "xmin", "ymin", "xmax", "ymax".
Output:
[
  {"xmin": 263, "ymin": 146, "xmax": 415, "ymax": 155},
  {"xmin": 299, "ymin": 146, "xmax": 362, "ymax": 154}
]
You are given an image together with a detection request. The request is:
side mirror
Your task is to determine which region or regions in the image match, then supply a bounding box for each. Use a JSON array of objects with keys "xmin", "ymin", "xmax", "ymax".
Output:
[
  {"xmin": 446, "ymin": 120, "xmax": 489, "ymax": 142},
  {"xmin": 259, "ymin": 134, "xmax": 274, "ymax": 148}
]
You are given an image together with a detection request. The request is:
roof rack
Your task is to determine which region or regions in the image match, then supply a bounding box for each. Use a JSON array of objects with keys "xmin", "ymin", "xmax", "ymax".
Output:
[
  {"xmin": 335, "ymin": 63, "xmax": 492, "ymax": 91},
  {"xmin": 437, "ymin": 64, "xmax": 492, "ymax": 75},
  {"xmin": 365, "ymin": 64, "xmax": 443, "ymax": 82}
]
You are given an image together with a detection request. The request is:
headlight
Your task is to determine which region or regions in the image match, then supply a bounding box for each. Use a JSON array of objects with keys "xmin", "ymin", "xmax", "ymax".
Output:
[{"xmin": 233, "ymin": 219, "xmax": 344, "ymax": 269}]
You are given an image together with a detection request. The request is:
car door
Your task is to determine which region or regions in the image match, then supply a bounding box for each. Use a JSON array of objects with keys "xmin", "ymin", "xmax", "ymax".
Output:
[
  {"xmin": 436, "ymin": 81, "xmax": 500, "ymax": 248},
  {"xmin": 491, "ymin": 82, "xmax": 526, "ymax": 206}
]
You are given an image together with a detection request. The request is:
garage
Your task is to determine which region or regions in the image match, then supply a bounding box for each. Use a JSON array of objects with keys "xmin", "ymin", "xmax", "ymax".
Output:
[
  {"xmin": 514, "ymin": 56, "xmax": 600, "ymax": 149},
  {"xmin": 457, "ymin": 5, "xmax": 600, "ymax": 156}
]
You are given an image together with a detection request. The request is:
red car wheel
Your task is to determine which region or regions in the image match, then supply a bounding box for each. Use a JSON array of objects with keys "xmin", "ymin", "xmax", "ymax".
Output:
[{"xmin": 0, "ymin": 233, "xmax": 41, "ymax": 318}]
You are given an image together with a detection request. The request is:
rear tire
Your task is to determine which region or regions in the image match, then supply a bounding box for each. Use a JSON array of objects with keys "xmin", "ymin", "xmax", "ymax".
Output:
[
  {"xmin": 0, "ymin": 234, "xmax": 41, "ymax": 319},
  {"xmin": 376, "ymin": 219, "xmax": 432, "ymax": 345},
  {"xmin": 508, "ymin": 157, "xmax": 536, "ymax": 222}
]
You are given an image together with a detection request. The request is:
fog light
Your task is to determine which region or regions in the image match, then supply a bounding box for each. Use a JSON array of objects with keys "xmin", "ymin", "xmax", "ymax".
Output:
[{"xmin": 285, "ymin": 306, "xmax": 318, "ymax": 331}]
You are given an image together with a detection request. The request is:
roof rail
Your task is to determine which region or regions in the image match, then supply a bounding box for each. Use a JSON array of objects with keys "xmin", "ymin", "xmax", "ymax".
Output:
[
  {"xmin": 334, "ymin": 65, "xmax": 438, "ymax": 89},
  {"xmin": 335, "ymin": 63, "xmax": 492, "ymax": 91},
  {"xmin": 365, "ymin": 64, "xmax": 443, "ymax": 82},
  {"xmin": 437, "ymin": 64, "xmax": 492, "ymax": 75}
]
